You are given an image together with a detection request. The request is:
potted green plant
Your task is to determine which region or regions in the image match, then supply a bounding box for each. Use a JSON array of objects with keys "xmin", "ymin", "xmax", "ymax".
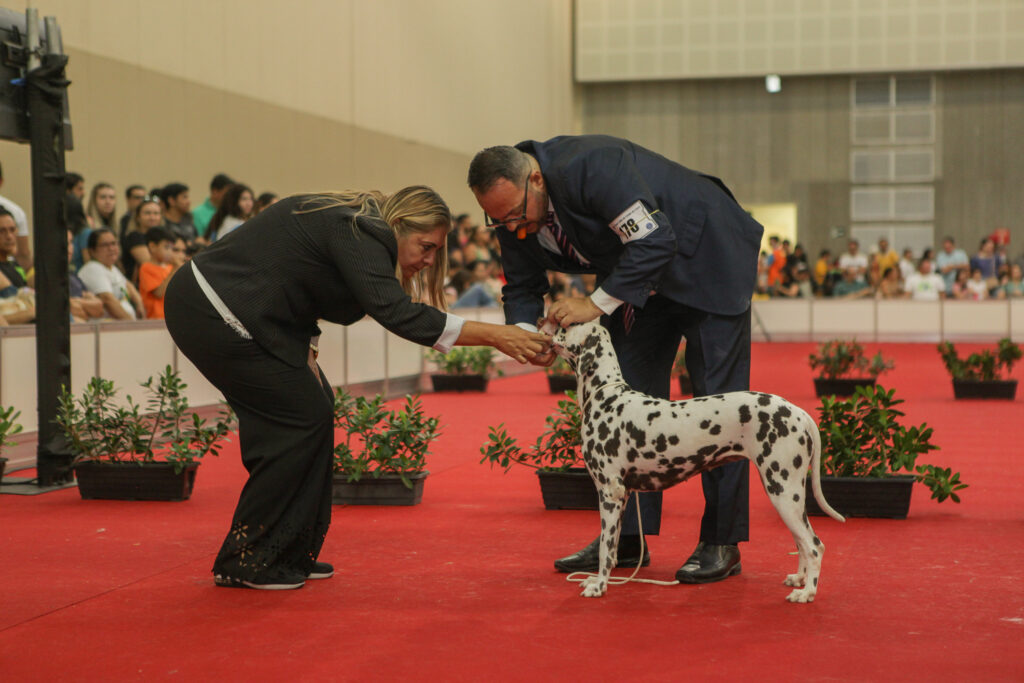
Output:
[
  {"xmin": 480, "ymin": 391, "xmax": 597, "ymax": 510},
  {"xmin": 937, "ymin": 338, "xmax": 1021, "ymax": 400},
  {"xmin": 56, "ymin": 366, "xmax": 234, "ymax": 501},
  {"xmin": 673, "ymin": 343, "xmax": 693, "ymax": 396},
  {"xmin": 544, "ymin": 356, "xmax": 577, "ymax": 394},
  {"xmin": 331, "ymin": 388, "xmax": 441, "ymax": 505},
  {"xmin": 426, "ymin": 346, "xmax": 503, "ymax": 392},
  {"xmin": 0, "ymin": 404, "xmax": 23, "ymax": 481},
  {"xmin": 807, "ymin": 384, "xmax": 966, "ymax": 518},
  {"xmin": 808, "ymin": 339, "xmax": 894, "ymax": 397}
]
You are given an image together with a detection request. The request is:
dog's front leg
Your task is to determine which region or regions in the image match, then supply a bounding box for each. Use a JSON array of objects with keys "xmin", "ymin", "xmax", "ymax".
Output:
[{"xmin": 580, "ymin": 482, "xmax": 627, "ymax": 598}]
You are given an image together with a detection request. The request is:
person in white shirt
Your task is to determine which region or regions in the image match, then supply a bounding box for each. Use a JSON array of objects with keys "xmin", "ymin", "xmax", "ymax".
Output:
[
  {"xmin": 904, "ymin": 258, "xmax": 946, "ymax": 301},
  {"xmin": 0, "ymin": 161, "xmax": 32, "ymax": 271},
  {"xmin": 898, "ymin": 247, "xmax": 916, "ymax": 283},
  {"xmin": 77, "ymin": 228, "xmax": 144, "ymax": 319},
  {"xmin": 838, "ymin": 239, "xmax": 868, "ymax": 283}
]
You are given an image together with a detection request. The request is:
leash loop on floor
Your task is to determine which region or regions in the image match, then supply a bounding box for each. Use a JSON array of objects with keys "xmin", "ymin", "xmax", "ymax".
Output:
[{"xmin": 565, "ymin": 493, "xmax": 680, "ymax": 589}]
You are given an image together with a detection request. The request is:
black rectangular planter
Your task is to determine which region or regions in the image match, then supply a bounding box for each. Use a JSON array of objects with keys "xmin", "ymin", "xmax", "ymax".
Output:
[
  {"xmin": 74, "ymin": 461, "xmax": 199, "ymax": 501},
  {"xmin": 813, "ymin": 377, "xmax": 877, "ymax": 398},
  {"xmin": 546, "ymin": 375, "xmax": 577, "ymax": 394},
  {"xmin": 332, "ymin": 471, "xmax": 428, "ymax": 506},
  {"xmin": 952, "ymin": 379, "xmax": 1017, "ymax": 400},
  {"xmin": 430, "ymin": 374, "xmax": 488, "ymax": 392},
  {"xmin": 536, "ymin": 467, "xmax": 598, "ymax": 510},
  {"xmin": 0, "ymin": 456, "xmax": 6, "ymax": 481},
  {"xmin": 805, "ymin": 474, "xmax": 915, "ymax": 519}
]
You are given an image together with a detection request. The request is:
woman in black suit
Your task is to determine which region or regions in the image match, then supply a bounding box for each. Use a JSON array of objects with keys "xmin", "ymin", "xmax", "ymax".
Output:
[{"xmin": 164, "ymin": 186, "xmax": 548, "ymax": 590}]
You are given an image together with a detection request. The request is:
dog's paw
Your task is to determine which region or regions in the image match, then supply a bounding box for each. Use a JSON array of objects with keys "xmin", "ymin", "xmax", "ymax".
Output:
[
  {"xmin": 785, "ymin": 588, "xmax": 816, "ymax": 603},
  {"xmin": 784, "ymin": 573, "xmax": 805, "ymax": 587},
  {"xmin": 580, "ymin": 576, "xmax": 607, "ymax": 598}
]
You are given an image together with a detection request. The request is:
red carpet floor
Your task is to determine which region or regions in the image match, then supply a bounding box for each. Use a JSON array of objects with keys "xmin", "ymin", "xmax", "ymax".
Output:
[{"xmin": 2, "ymin": 343, "xmax": 1023, "ymax": 681}]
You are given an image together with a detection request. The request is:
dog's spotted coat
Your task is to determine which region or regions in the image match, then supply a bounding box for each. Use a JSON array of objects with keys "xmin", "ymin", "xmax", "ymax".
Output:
[{"xmin": 551, "ymin": 322, "xmax": 845, "ymax": 601}]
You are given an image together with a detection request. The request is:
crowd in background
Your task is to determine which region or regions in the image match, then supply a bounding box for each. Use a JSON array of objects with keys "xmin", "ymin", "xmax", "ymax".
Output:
[
  {"xmin": 0, "ymin": 162, "xmax": 1020, "ymax": 327},
  {"xmin": 0, "ymin": 165, "xmax": 277, "ymax": 324},
  {"xmin": 756, "ymin": 234, "xmax": 1023, "ymax": 302}
]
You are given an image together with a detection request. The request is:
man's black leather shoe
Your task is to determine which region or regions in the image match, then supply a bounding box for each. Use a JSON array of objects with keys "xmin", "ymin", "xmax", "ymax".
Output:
[
  {"xmin": 675, "ymin": 542, "xmax": 741, "ymax": 584},
  {"xmin": 554, "ymin": 535, "xmax": 650, "ymax": 573}
]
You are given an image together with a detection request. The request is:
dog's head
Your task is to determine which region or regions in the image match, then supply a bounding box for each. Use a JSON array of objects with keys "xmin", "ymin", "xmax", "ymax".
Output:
[{"xmin": 549, "ymin": 321, "xmax": 612, "ymax": 378}]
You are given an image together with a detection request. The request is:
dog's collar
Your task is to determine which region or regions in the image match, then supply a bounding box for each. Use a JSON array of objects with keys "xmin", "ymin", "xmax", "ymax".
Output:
[{"xmin": 581, "ymin": 380, "xmax": 629, "ymax": 413}]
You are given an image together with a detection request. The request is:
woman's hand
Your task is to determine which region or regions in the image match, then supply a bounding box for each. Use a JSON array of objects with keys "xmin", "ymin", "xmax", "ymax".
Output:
[{"xmin": 492, "ymin": 325, "xmax": 552, "ymax": 364}]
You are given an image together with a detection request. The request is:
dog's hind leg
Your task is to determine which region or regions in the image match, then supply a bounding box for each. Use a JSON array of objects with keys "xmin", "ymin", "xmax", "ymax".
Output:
[
  {"xmin": 580, "ymin": 480, "xmax": 627, "ymax": 598},
  {"xmin": 770, "ymin": 487, "xmax": 824, "ymax": 603}
]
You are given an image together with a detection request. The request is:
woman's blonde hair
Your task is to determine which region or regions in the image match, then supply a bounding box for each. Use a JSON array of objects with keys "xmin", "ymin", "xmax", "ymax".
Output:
[
  {"xmin": 296, "ymin": 186, "xmax": 452, "ymax": 309},
  {"xmin": 86, "ymin": 182, "xmax": 116, "ymax": 229}
]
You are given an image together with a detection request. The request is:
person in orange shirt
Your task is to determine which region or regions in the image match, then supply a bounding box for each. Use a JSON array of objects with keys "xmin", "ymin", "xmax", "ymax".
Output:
[
  {"xmin": 138, "ymin": 227, "xmax": 185, "ymax": 319},
  {"xmin": 766, "ymin": 235, "xmax": 786, "ymax": 286}
]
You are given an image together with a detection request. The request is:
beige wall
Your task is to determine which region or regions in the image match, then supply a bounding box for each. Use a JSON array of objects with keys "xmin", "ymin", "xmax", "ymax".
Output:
[
  {"xmin": 0, "ymin": 0, "xmax": 576, "ymax": 228},
  {"xmin": 576, "ymin": 0, "xmax": 1024, "ymax": 82},
  {"xmin": 581, "ymin": 69, "xmax": 1024, "ymax": 260}
]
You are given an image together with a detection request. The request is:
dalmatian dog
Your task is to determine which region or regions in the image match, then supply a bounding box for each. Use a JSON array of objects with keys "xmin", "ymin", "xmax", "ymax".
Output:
[{"xmin": 548, "ymin": 321, "xmax": 845, "ymax": 602}]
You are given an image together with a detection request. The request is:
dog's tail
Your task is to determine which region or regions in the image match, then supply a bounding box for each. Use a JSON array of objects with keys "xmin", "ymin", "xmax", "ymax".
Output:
[{"xmin": 809, "ymin": 420, "xmax": 846, "ymax": 523}]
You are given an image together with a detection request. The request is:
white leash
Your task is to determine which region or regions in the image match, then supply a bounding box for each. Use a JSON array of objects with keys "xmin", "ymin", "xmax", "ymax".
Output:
[{"xmin": 565, "ymin": 492, "xmax": 680, "ymax": 589}]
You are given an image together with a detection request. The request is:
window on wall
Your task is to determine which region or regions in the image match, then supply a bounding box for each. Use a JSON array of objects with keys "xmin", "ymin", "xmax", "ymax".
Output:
[{"xmin": 849, "ymin": 74, "xmax": 937, "ymax": 252}]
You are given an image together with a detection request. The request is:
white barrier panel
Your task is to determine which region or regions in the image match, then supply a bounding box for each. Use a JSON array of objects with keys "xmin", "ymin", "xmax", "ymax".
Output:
[
  {"xmin": 70, "ymin": 328, "xmax": 97, "ymax": 395},
  {"xmin": 2, "ymin": 334, "xmax": 38, "ymax": 431},
  {"xmin": 943, "ymin": 301, "xmax": 1010, "ymax": 339},
  {"xmin": 811, "ymin": 300, "xmax": 876, "ymax": 338},
  {"xmin": 876, "ymin": 300, "xmax": 941, "ymax": 340},
  {"xmin": 752, "ymin": 299, "xmax": 810, "ymax": 337},
  {"xmin": 387, "ymin": 331, "xmax": 423, "ymax": 378},
  {"xmin": 345, "ymin": 319, "xmax": 387, "ymax": 384},
  {"xmin": 1013, "ymin": 300, "xmax": 1024, "ymax": 340},
  {"xmin": 318, "ymin": 323, "xmax": 348, "ymax": 386}
]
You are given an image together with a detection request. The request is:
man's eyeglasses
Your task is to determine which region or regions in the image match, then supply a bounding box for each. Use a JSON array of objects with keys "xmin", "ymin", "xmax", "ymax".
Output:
[{"xmin": 484, "ymin": 174, "xmax": 531, "ymax": 231}]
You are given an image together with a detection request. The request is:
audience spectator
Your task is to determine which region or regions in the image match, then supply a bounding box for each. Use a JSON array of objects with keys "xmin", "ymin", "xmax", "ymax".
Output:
[
  {"xmin": 254, "ymin": 192, "xmax": 278, "ymax": 214},
  {"xmin": 86, "ymin": 182, "xmax": 118, "ymax": 230},
  {"xmin": 934, "ymin": 237, "xmax": 969, "ymax": 295},
  {"xmin": 813, "ymin": 249, "xmax": 831, "ymax": 296},
  {"xmin": 66, "ymin": 229, "xmax": 105, "ymax": 322},
  {"xmin": 898, "ymin": 247, "xmax": 917, "ymax": 283},
  {"xmin": 137, "ymin": 227, "xmax": 185, "ymax": 319},
  {"xmin": 193, "ymin": 173, "xmax": 234, "ymax": 239},
  {"xmin": 65, "ymin": 171, "xmax": 85, "ymax": 200},
  {"xmin": 970, "ymin": 237, "xmax": 1002, "ymax": 294},
  {"xmin": 875, "ymin": 266, "xmax": 904, "ymax": 299},
  {"xmin": 875, "ymin": 237, "xmax": 899, "ymax": 275},
  {"xmin": 766, "ymin": 235, "xmax": 786, "ymax": 287},
  {"xmin": 997, "ymin": 264, "xmax": 1024, "ymax": 299},
  {"xmin": 904, "ymin": 258, "xmax": 946, "ymax": 301},
  {"xmin": 960, "ymin": 268, "xmax": 990, "ymax": 301},
  {"xmin": 452, "ymin": 260, "xmax": 500, "ymax": 308},
  {"xmin": 121, "ymin": 196, "xmax": 163, "ymax": 282},
  {"xmin": 208, "ymin": 183, "xmax": 254, "ymax": 241},
  {"xmin": 160, "ymin": 182, "xmax": 197, "ymax": 243},
  {"xmin": 462, "ymin": 225, "xmax": 495, "ymax": 265},
  {"xmin": 449, "ymin": 213, "xmax": 475, "ymax": 259},
  {"xmin": 775, "ymin": 262, "xmax": 812, "ymax": 298},
  {"xmin": 838, "ymin": 239, "xmax": 868, "ymax": 283},
  {"xmin": 67, "ymin": 194, "xmax": 92, "ymax": 271},
  {"xmin": 119, "ymin": 185, "xmax": 146, "ymax": 236},
  {"xmin": 0, "ymin": 160, "xmax": 32, "ymax": 271},
  {"xmin": 921, "ymin": 247, "xmax": 936, "ymax": 269},
  {"xmin": 831, "ymin": 266, "xmax": 872, "ymax": 299},
  {"xmin": 0, "ymin": 208, "xmax": 35, "ymax": 324},
  {"xmin": 78, "ymin": 228, "xmax": 143, "ymax": 320}
]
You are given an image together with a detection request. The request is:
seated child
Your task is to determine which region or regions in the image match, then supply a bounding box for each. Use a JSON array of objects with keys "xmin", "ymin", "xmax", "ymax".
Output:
[{"xmin": 138, "ymin": 227, "xmax": 185, "ymax": 319}]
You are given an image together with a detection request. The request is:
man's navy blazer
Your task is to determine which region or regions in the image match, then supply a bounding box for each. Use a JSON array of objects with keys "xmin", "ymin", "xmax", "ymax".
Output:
[{"xmin": 497, "ymin": 135, "xmax": 763, "ymax": 327}]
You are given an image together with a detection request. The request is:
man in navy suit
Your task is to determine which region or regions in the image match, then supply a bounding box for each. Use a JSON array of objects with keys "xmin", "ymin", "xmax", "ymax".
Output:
[{"xmin": 469, "ymin": 135, "xmax": 763, "ymax": 584}]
